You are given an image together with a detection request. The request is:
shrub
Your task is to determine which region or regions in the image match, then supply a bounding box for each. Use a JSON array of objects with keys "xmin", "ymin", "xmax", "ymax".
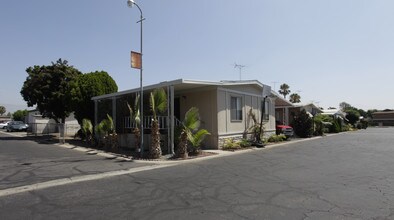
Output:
[
  {"xmin": 267, "ymin": 134, "xmax": 287, "ymax": 143},
  {"xmin": 222, "ymin": 138, "xmax": 254, "ymax": 150},
  {"xmin": 293, "ymin": 109, "xmax": 313, "ymax": 138},
  {"xmin": 329, "ymin": 119, "xmax": 341, "ymax": 133},
  {"xmin": 342, "ymin": 124, "xmax": 352, "ymax": 132},
  {"xmin": 222, "ymin": 138, "xmax": 241, "ymax": 150},
  {"xmin": 239, "ymin": 139, "xmax": 252, "ymax": 147},
  {"xmin": 314, "ymin": 120, "xmax": 324, "ymax": 136}
]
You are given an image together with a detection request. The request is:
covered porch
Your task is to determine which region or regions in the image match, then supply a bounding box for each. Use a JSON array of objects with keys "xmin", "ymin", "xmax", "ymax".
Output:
[
  {"xmin": 272, "ymin": 91, "xmax": 294, "ymax": 125},
  {"xmin": 91, "ymin": 79, "xmax": 219, "ymax": 155}
]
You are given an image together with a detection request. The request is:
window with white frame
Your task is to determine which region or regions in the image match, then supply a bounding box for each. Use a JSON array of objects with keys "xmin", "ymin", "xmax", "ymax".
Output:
[
  {"xmin": 230, "ymin": 96, "xmax": 242, "ymax": 121},
  {"xmin": 262, "ymin": 98, "xmax": 270, "ymax": 121}
]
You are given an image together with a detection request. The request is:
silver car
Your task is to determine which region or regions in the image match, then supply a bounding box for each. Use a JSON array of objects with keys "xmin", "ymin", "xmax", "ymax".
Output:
[
  {"xmin": 0, "ymin": 121, "xmax": 10, "ymax": 129},
  {"xmin": 6, "ymin": 121, "xmax": 29, "ymax": 132}
]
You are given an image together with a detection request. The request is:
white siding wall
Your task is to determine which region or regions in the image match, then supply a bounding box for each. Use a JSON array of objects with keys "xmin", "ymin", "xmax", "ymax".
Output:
[{"xmin": 216, "ymin": 87, "xmax": 276, "ymax": 147}]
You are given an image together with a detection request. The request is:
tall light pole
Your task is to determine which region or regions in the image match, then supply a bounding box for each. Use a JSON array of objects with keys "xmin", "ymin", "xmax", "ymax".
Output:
[{"xmin": 127, "ymin": 0, "xmax": 145, "ymax": 157}]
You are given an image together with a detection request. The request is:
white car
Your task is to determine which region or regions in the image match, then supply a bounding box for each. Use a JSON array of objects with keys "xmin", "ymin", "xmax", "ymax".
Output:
[{"xmin": 0, "ymin": 121, "xmax": 10, "ymax": 129}]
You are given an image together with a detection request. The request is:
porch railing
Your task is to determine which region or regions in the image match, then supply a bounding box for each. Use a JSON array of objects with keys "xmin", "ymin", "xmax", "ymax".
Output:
[{"xmin": 124, "ymin": 116, "xmax": 181, "ymax": 130}]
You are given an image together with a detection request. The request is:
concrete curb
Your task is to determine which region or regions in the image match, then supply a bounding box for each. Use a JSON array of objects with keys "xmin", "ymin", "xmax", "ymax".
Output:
[
  {"xmin": 0, "ymin": 163, "xmax": 177, "ymax": 198},
  {"xmin": 1, "ymin": 130, "xmax": 345, "ymax": 164}
]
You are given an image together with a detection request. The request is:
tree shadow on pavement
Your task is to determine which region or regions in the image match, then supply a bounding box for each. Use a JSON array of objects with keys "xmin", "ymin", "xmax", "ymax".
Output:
[{"xmin": 0, "ymin": 134, "xmax": 59, "ymax": 145}]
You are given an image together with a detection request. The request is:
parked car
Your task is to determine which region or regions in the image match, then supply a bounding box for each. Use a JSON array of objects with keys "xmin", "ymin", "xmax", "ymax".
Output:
[
  {"xmin": 0, "ymin": 121, "xmax": 10, "ymax": 129},
  {"xmin": 6, "ymin": 121, "xmax": 29, "ymax": 132},
  {"xmin": 276, "ymin": 121, "xmax": 294, "ymax": 138}
]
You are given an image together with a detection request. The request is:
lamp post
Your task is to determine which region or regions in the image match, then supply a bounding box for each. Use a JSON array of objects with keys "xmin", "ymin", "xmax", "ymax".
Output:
[{"xmin": 127, "ymin": 0, "xmax": 145, "ymax": 157}]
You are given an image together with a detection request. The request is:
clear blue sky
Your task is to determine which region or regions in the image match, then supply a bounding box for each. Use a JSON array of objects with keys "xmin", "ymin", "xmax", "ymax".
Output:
[{"xmin": 1, "ymin": 0, "xmax": 393, "ymax": 113}]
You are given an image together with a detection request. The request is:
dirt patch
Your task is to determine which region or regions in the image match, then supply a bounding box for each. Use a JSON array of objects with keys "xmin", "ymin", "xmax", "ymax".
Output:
[{"xmin": 127, "ymin": 150, "xmax": 218, "ymax": 161}]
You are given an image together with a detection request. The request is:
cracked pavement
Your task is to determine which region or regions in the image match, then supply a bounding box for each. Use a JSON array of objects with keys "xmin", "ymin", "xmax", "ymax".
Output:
[
  {"xmin": 1, "ymin": 128, "xmax": 394, "ymax": 219},
  {"xmin": 0, "ymin": 132, "xmax": 154, "ymax": 190}
]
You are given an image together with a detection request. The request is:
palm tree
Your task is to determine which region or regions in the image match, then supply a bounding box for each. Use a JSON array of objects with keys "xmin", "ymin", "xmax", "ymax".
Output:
[
  {"xmin": 149, "ymin": 88, "xmax": 167, "ymax": 159},
  {"xmin": 289, "ymin": 93, "xmax": 301, "ymax": 103},
  {"xmin": 189, "ymin": 129, "xmax": 211, "ymax": 154},
  {"xmin": 95, "ymin": 114, "xmax": 116, "ymax": 149},
  {"xmin": 127, "ymin": 94, "xmax": 141, "ymax": 152},
  {"xmin": 81, "ymin": 118, "xmax": 93, "ymax": 144},
  {"xmin": 278, "ymin": 83, "xmax": 291, "ymax": 99},
  {"xmin": 176, "ymin": 107, "xmax": 210, "ymax": 158}
]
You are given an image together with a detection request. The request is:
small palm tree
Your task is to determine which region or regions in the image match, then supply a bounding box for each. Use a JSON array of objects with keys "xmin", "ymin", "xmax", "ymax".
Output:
[
  {"xmin": 176, "ymin": 107, "xmax": 210, "ymax": 158},
  {"xmin": 149, "ymin": 88, "xmax": 167, "ymax": 159},
  {"xmin": 188, "ymin": 129, "xmax": 210, "ymax": 154},
  {"xmin": 95, "ymin": 119, "xmax": 106, "ymax": 148},
  {"xmin": 127, "ymin": 94, "xmax": 141, "ymax": 151},
  {"xmin": 289, "ymin": 93, "xmax": 301, "ymax": 103},
  {"xmin": 81, "ymin": 118, "xmax": 93, "ymax": 144},
  {"xmin": 95, "ymin": 114, "xmax": 116, "ymax": 149}
]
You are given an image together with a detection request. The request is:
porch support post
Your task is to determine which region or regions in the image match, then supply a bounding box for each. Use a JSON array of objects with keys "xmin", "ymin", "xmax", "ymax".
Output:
[
  {"xmin": 167, "ymin": 86, "xmax": 170, "ymax": 154},
  {"xmin": 170, "ymin": 85, "xmax": 175, "ymax": 154},
  {"xmin": 284, "ymin": 107, "xmax": 289, "ymax": 125},
  {"xmin": 112, "ymin": 97, "xmax": 117, "ymax": 130},
  {"xmin": 94, "ymin": 100, "xmax": 98, "ymax": 126}
]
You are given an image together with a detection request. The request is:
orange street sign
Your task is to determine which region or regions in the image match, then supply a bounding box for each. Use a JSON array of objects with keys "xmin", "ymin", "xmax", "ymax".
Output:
[{"xmin": 131, "ymin": 51, "xmax": 142, "ymax": 69}]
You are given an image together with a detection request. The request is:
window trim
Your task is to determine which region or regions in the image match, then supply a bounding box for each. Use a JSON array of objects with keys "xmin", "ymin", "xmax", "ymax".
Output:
[{"xmin": 230, "ymin": 96, "xmax": 243, "ymax": 122}]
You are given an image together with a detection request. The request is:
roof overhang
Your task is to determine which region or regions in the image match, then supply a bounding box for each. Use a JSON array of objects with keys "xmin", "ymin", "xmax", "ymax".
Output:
[
  {"xmin": 293, "ymin": 103, "xmax": 324, "ymax": 113},
  {"xmin": 271, "ymin": 90, "xmax": 294, "ymax": 107},
  {"xmin": 92, "ymin": 79, "xmax": 270, "ymax": 101}
]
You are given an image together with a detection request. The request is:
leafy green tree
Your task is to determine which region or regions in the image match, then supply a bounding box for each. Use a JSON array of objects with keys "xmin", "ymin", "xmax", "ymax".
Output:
[
  {"xmin": 313, "ymin": 114, "xmax": 333, "ymax": 135},
  {"xmin": 20, "ymin": 59, "xmax": 81, "ymax": 123},
  {"xmin": 367, "ymin": 109, "xmax": 378, "ymax": 118},
  {"xmin": 345, "ymin": 109, "xmax": 360, "ymax": 126},
  {"xmin": 71, "ymin": 71, "xmax": 118, "ymax": 124},
  {"xmin": 0, "ymin": 106, "xmax": 5, "ymax": 115},
  {"xmin": 289, "ymin": 93, "xmax": 301, "ymax": 103},
  {"xmin": 339, "ymin": 102, "xmax": 368, "ymax": 125},
  {"xmin": 278, "ymin": 83, "xmax": 291, "ymax": 99},
  {"xmin": 149, "ymin": 88, "xmax": 167, "ymax": 159},
  {"xmin": 357, "ymin": 108, "xmax": 367, "ymax": 118},
  {"xmin": 293, "ymin": 109, "xmax": 313, "ymax": 138},
  {"xmin": 13, "ymin": 110, "xmax": 28, "ymax": 121},
  {"xmin": 339, "ymin": 102, "xmax": 352, "ymax": 111}
]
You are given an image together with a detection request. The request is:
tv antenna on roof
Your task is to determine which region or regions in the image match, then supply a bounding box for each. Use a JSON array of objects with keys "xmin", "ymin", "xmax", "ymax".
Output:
[
  {"xmin": 271, "ymin": 81, "xmax": 280, "ymax": 91},
  {"xmin": 234, "ymin": 63, "xmax": 246, "ymax": 80}
]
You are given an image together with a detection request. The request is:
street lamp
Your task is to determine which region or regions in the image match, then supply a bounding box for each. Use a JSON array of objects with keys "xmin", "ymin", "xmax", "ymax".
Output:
[{"xmin": 127, "ymin": 0, "xmax": 145, "ymax": 157}]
